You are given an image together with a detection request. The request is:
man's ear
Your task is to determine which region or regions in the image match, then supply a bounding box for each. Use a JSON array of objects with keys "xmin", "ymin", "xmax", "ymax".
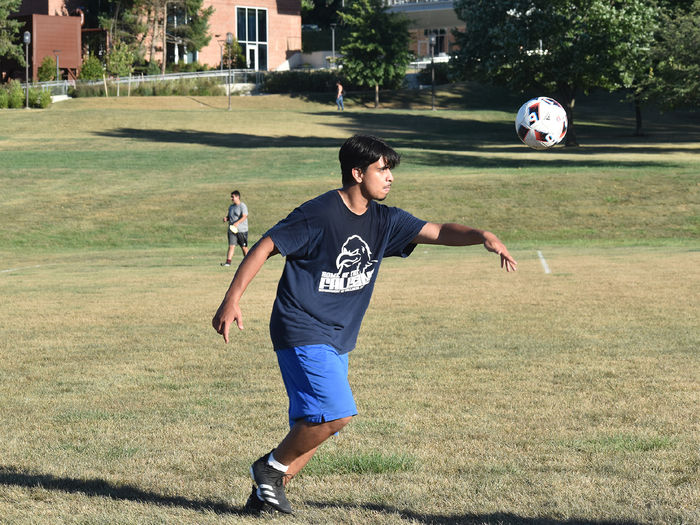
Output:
[{"xmin": 351, "ymin": 167, "xmax": 364, "ymax": 183}]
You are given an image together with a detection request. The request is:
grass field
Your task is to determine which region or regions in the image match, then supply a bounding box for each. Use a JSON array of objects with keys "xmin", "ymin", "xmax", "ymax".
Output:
[{"xmin": 1, "ymin": 86, "xmax": 698, "ymax": 524}]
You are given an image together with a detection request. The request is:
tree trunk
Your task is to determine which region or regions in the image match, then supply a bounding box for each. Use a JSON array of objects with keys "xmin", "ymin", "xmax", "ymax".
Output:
[
  {"xmin": 161, "ymin": 2, "xmax": 168, "ymax": 75},
  {"xmin": 374, "ymin": 83, "xmax": 379, "ymax": 108},
  {"xmin": 149, "ymin": 7, "xmax": 157, "ymax": 64},
  {"xmin": 558, "ymin": 83, "xmax": 579, "ymax": 147},
  {"xmin": 634, "ymin": 94, "xmax": 643, "ymax": 136}
]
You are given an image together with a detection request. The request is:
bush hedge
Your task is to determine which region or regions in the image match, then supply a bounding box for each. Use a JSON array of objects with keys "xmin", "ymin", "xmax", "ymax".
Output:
[
  {"xmin": 262, "ymin": 70, "xmax": 353, "ymax": 94},
  {"xmin": 0, "ymin": 80, "xmax": 53, "ymax": 109},
  {"xmin": 416, "ymin": 62, "xmax": 454, "ymax": 86},
  {"xmin": 69, "ymin": 77, "xmax": 225, "ymax": 98}
]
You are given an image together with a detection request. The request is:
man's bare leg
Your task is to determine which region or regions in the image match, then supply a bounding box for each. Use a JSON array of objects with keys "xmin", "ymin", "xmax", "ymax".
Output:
[{"xmin": 274, "ymin": 417, "xmax": 352, "ymax": 483}]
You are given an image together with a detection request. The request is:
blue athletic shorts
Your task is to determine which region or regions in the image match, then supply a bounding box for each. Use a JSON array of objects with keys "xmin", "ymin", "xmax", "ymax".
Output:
[{"xmin": 275, "ymin": 344, "xmax": 358, "ymax": 428}]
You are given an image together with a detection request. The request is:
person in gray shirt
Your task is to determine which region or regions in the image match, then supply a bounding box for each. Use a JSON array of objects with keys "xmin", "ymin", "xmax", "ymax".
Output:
[{"xmin": 222, "ymin": 190, "xmax": 249, "ymax": 266}]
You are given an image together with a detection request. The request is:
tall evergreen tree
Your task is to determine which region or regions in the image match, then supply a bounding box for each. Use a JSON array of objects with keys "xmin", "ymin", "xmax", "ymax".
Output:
[{"xmin": 169, "ymin": 0, "xmax": 213, "ymax": 56}]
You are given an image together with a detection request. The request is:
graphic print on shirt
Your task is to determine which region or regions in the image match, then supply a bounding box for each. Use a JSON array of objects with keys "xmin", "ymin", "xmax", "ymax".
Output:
[{"xmin": 318, "ymin": 235, "xmax": 377, "ymax": 293}]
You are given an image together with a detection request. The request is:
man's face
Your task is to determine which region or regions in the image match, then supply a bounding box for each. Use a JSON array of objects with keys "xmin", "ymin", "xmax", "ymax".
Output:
[
  {"xmin": 358, "ymin": 157, "xmax": 393, "ymax": 201},
  {"xmin": 231, "ymin": 194, "xmax": 240, "ymax": 205}
]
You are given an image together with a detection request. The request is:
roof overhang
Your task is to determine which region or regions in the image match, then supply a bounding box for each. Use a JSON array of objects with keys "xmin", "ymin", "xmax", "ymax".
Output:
[{"xmin": 386, "ymin": 1, "xmax": 463, "ymax": 29}]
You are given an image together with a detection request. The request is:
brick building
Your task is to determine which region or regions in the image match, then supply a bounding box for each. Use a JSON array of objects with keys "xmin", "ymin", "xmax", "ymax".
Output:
[
  {"xmin": 7, "ymin": 0, "xmax": 301, "ymax": 75},
  {"xmin": 200, "ymin": 0, "xmax": 301, "ymax": 71}
]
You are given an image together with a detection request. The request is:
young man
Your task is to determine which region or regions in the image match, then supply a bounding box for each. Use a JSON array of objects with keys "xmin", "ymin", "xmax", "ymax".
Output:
[
  {"xmin": 221, "ymin": 190, "xmax": 249, "ymax": 266},
  {"xmin": 336, "ymin": 81, "xmax": 344, "ymax": 111},
  {"xmin": 212, "ymin": 135, "xmax": 517, "ymax": 514}
]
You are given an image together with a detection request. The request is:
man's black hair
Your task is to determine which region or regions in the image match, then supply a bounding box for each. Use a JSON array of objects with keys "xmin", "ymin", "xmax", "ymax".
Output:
[{"xmin": 339, "ymin": 135, "xmax": 400, "ymax": 186}]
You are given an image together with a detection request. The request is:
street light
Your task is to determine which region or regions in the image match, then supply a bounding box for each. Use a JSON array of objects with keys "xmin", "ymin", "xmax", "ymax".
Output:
[
  {"xmin": 330, "ymin": 23, "xmax": 336, "ymax": 69},
  {"xmin": 226, "ymin": 32, "xmax": 233, "ymax": 111},
  {"xmin": 215, "ymin": 34, "xmax": 224, "ymax": 71},
  {"xmin": 429, "ymin": 34, "xmax": 436, "ymax": 111},
  {"xmin": 53, "ymin": 49, "xmax": 61, "ymax": 81},
  {"xmin": 23, "ymin": 31, "xmax": 30, "ymax": 108}
]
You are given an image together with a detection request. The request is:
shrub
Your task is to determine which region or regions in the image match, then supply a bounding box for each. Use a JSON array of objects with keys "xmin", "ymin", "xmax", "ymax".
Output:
[
  {"xmin": 27, "ymin": 87, "xmax": 40, "ymax": 107},
  {"xmin": 146, "ymin": 61, "xmax": 161, "ymax": 76},
  {"xmin": 262, "ymin": 70, "xmax": 351, "ymax": 94},
  {"xmin": 0, "ymin": 90, "xmax": 8, "ymax": 108},
  {"xmin": 37, "ymin": 90, "xmax": 52, "ymax": 108},
  {"xmin": 132, "ymin": 82, "xmax": 156, "ymax": 96},
  {"xmin": 80, "ymin": 54, "xmax": 105, "ymax": 81},
  {"xmin": 106, "ymin": 41, "xmax": 135, "ymax": 78},
  {"xmin": 416, "ymin": 62, "xmax": 453, "ymax": 86},
  {"xmin": 154, "ymin": 81, "xmax": 174, "ymax": 96},
  {"xmin": 195, "ymin": 78, "xmax": 224, "ymax": 96},
  {"xmin": 221, "ymin": 40, "xmax": 246, "ymax": 69},
  {"xmin": 7, "ymin": 80, "xmax": 25, "ymax": 108},
  {"xmin": 70, "ymin": 82, "xmax": 103, "ymax": 97},
  {"xmin": 38, "ymin": 56, "xmax": 56, "ymax": 81},
  {"xmin": 66, "ymin": 77, "xmax": 226, "ymax": 98}
]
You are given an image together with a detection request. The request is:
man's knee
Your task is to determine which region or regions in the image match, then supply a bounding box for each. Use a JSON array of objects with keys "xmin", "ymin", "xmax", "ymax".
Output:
[{"xmin": 327, "ymin": 415, "xmax": 353, "ymax": 433}]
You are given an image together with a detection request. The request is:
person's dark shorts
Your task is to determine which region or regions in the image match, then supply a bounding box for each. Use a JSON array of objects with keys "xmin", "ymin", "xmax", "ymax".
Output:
[{"xmin": 228, "ymin": 230, "xmax": 248, "ymax": 248}]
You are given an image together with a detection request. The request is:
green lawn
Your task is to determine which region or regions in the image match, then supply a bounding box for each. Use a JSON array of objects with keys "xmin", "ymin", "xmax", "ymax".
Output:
[{"xmin": 0, "ymin": 89, "xmax": 698, "ymax": 524}]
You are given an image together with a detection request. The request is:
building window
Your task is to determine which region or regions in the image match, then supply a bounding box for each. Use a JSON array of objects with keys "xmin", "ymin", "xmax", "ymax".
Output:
[
  {"xmin": 424, "ymin": 28, "xmax": 447, "ymax": 56},
  {"xmin": 237, "ymin": 7, "xmax": 268, "ymax": 71}
]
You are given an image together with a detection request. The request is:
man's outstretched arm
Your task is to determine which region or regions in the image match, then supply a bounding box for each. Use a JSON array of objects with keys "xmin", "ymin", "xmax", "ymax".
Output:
[
  {"xmin": 212, "ymin": 235, "xmax": 279, "ymax": 342},
  {"xmin": 412, "ymin": 222, "xmax": 517, "ymax": 272}
]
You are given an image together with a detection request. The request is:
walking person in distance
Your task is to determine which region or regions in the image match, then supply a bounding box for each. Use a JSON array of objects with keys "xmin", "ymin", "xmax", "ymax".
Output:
[{"xmin": 221, "ymin": 190, "xmax": 249, "ymax": 266}]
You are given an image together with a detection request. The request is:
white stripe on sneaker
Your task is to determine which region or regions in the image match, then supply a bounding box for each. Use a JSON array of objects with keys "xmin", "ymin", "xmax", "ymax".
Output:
[{"xmin": 259, "ymin": 484, "xmax": 279, "ymax": 505}]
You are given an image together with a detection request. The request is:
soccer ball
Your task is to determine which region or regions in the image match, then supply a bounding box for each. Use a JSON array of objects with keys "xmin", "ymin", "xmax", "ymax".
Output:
[{"xmin": 515, "ymin": 97, "xmax": 568, "ymax": 150}]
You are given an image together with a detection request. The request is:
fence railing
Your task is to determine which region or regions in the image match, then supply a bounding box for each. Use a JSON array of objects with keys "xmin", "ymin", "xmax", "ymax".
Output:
[{"xmin": 22, "ymin": 69, "xmax": 264, "ymax": 96}]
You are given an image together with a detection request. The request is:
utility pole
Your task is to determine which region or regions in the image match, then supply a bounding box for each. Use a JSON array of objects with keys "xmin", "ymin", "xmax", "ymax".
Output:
[
  {"xmin": 429, "ymin": 34, "xmax": 436, "ymax": 111},
  {"xmin": 226, "ymin": 32, "xmax": 233, "ymax": 111},
  {"xmin": 24, "ymin": 32, "xmax": 31, "ymax": 108}
]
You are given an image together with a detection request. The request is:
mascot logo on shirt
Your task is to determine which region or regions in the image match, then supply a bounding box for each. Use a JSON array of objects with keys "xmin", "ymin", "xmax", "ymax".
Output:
[{"xmin": 318, "ymin": 235, "xmax": 377, "ymax": 293}]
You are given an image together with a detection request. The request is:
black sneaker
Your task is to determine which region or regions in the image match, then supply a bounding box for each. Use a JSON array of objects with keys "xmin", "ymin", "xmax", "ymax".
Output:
[
  {"xmin": 249, "ymin": 452, "xmax": 292, "ymax": 514},
  {"xmin": 242, "ymin": 484, "xmax": 274, "ymax": 515}
]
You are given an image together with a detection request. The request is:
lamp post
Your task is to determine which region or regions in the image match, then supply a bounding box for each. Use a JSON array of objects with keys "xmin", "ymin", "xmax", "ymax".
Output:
[
  {"xmin": 53, "ymin": 49, "xmax": 61, "ymax": 81},
  {"xmin": 23, "ymin": 31, "xmax": 30, "ymax": 108},
  {"xmin": 429, "ymin": 35, "xmax": 436, "ymax": 111},
  {"xmin": 215, "ymin": 34, "xmax": 223, "ymax": 71},
  {"xmin": 330, "ymin": 23, "xmax": 336, "ymax": 69},
  {"xmin": 226, "ymin": 32, "xmax": 233, "ymax": 111}
]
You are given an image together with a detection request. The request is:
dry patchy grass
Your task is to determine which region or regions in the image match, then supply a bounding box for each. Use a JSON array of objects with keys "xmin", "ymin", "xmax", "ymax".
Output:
[{"xmin": 0, "ymin": 246, "xmax": 697, "ymax": 524}]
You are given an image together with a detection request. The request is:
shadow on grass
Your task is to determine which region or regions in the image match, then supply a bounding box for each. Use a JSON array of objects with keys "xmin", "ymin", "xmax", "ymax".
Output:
[
  {"xmin": 94, "ymin": 125, "xmax": 690, "ymax": 172},
  {"xmin": 97, "ymin": 112, "xmax": 700, "ymax": 168},
  {"xmin": 94, "ymin": 100, "xmax": 699, "ymax": 163},
  {"xmin": 0, "ymin": 465, "xmax": 245, "ymax": 515},
  {"xmin": 306, "ymin": 500, "xmax": 645, "ymax": 525},
  {"xmin": 0, "ymin": 466, "xmax": 651, "ymax": 523}
]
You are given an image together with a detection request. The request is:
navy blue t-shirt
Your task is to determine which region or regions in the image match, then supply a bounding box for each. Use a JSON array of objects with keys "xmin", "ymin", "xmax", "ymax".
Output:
[{"xmin": 265, "ymin": 190, "xmax": 427, "ymax": 354}]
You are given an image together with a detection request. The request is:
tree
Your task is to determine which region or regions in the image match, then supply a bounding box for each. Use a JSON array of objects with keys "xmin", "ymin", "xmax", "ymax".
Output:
[
  {"xmin": 645, "ymin": 0, "xmax": 700, "ymax": 109},
  {"xmin": 452, "ymin": 0, "xmax": 659, "ymax": 146},
  {"xmin": 79, "ymin": 53, "xmax": 105, "ymax": 80},
  {"xmin": 0, "ymin": 0, "xmax": 23, "ymax": 63},
  {"xmin": 37, "ymin": 55, "xmax": 56, "ymax": 81},
  {"xmin": 339, "ymin": 0, "xmax": 411, "ymax": 108},
  {"xmin": 169, "ymin": 0, "xmax": 213, "ymax": 53},
  {"xmin": 95, "ymin": 0, "xmax": 149, "ymax": 58},
  {"xmin": 222, "ymin": 38, "xmax": 246, "ymax": 69},
  {"xmin": 604, "ymin": 2, "xmax": 661, "ymax": 136},
  {"xmin": 107, "ymin": 40, "xmax": 134, "ymax": 77}
]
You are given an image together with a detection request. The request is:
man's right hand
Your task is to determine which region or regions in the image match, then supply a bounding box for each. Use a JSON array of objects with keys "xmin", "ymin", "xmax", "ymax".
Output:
[{"xmin": 212, "ymin": 300, "xmax": 243, "ymax": 343}]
